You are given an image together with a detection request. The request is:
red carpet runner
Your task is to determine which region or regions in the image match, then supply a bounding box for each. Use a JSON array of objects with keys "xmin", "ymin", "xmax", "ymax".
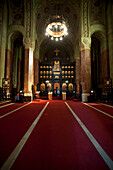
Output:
[
  {"xmin": 0, "ymin": 100, "xmax": 113, "ymax": 170},
  {"xmin": 12, "ymin": 101, "xmax": 109, "ymax": 169}
]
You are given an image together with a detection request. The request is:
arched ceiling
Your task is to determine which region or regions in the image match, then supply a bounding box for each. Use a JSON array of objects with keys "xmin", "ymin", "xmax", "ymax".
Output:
[
  {"xmin": 35, "ymin": 0, "xmax": 81, "ymax": 62},
  {"xmin": 40, "ymin": 37, "xmax": 74, "ymax": 63}
]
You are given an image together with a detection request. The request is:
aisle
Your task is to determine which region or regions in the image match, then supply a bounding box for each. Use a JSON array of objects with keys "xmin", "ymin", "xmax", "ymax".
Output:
[
  {"xmin": 11, "ymin": 101, "xmax": 108, "ymax": 170},
  {"xmin": 0, "ymin": 100, "xmax": 112, "ymax": 170}
]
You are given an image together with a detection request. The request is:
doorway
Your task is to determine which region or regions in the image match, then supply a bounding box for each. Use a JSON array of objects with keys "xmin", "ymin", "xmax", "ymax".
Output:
[{"xmin": 53, "ymin": 82, "xmax": 61, "ymax": 98}]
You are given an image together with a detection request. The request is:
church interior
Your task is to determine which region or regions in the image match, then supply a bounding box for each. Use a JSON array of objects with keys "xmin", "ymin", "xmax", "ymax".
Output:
[
  {"xmin": 0, "ymin": 0, "xmax": 113, "ymax": 169},
  {"xmin": 0, "ymin": 0, "xmax": 113, "ymax": 102}
]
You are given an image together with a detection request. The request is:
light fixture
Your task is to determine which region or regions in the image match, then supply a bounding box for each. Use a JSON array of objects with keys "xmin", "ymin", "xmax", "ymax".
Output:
[
  {"xmin": 65, "ymin": 80, "xmax": 69, "ymax": 84},
  {"xmin": 45, "ymin": 80, "xmax": 49, "ymax": 84},
  {"xmin": 45, "ymin": 15, "xmax": 68, "ymax": 41}
]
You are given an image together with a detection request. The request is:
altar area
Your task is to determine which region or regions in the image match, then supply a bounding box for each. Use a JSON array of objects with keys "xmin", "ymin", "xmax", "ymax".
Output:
[{"xmin": 34, "ymin": 58, "xmax": 77, "ymax": 100}]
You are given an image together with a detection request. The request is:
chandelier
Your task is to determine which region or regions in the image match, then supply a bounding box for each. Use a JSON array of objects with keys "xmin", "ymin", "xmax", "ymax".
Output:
[{"xmin": 45, "ymin": 15, "xmax": 68, "ymax": 41}]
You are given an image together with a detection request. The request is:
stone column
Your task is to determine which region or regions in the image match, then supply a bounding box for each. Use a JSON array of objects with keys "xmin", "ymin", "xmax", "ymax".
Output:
[
  {"xmin": 23, "ymin": 0, "xmax": 35, "ymax": 98},
  {"xmin": 24, "ymin": 47, "xmax": 29, "ymax": 93},
  {"xmin": 80, "ymin": 38, "xmax": 91, "ymax": 102},
  {"xmin": 80, "ymin": 0, "xmax": 91, "ymax": 102},
  {"xmin": 23, "ymin": 39, "xmax": 35, "ymax": 97}
]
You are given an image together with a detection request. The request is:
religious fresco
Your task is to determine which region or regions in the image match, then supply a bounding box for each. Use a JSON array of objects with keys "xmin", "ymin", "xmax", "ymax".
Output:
[{"xmin": 53, "ymin": 60, "xmax": 60, "ymax": 71}]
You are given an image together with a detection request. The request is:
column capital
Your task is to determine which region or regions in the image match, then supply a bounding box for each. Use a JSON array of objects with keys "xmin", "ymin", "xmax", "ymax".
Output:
[
  {"xmin": 23, "ymin": 37, "xmax": 35, "ymax": 50},
  {"xmin": 80, "ymin": 37, "xmax": 91, "ymax": 51}
]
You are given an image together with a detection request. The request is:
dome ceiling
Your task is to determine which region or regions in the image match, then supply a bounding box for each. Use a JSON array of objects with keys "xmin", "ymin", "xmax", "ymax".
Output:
[{"xmin": 35, "ymin": 0, "xmax": 81, "ymax": 62}]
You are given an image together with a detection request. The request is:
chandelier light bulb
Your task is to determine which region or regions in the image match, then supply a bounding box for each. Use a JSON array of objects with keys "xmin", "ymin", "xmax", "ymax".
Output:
[
  {"xmin": 56, "ymin": 37, "xmax": 58, "ymax": 41},
  {"xmin": 55, "ymin": 24, "xmax": 58, "ymax": 28},
  {"xmin": 51, "ymin": 37, "xmax": 54, "ymax": 40},
  {"xmin": 48, "ymin": 25, "xmax": 52, "ymax": 29},
  {"xmin": 60, "ymin": 37, "xmax": 63, "ymax": 40},
  {"xmin": 61, "ymin": 25, "xmax": 64, "ymax": 29},
  {"xmin": 57, "ymin": 22, "xmax": 61, "ymax": 26}
]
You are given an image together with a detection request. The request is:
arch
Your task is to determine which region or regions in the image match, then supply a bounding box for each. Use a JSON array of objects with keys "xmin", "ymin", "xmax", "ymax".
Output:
[
  {"xmin": 7, "ymin": 31, "xmax": 24, "ymax": 50},
  {"xmin": 54, "ymin": 82, "xmax": 60, "ymax": 90},
  {"xmin": 6, "ymin": 31, "xmax": 25, "ymax": 93},
  {"xmin": 91, "ymin": 31, "xmax": 109, "ymax": 93},
  {"xmin": 91, "ymin": 36, "xmax": 101, "ymax": 90},
  {"xmin": 39, "ymin": 37, "xmax": 74, "ymax": 62},
  {"xmin": 91, "ymin": 30, "xmax": 107, "ymax": 51},
  {"xmin": 8, "ymin": 25, "xmax": 25, "ymax": 37}
]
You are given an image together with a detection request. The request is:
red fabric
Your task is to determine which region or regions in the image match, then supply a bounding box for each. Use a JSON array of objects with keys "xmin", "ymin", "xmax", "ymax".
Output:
[
  {"xmin": 0, "ymin": 103, "xmax": 27, "ymax": 116},
  {"xmin": 67, "ymin": 101, "xmax": 113, "ymax": 160},
  {"xmin": 11, "ymin": 101, "xmax": 108, "ymax": 170},
  {"xmin": 0, "ymin": 101, "xmax": 47, "ymax": 167},
  {"xmin": 0, "ymin": 100, "xmax": 112, "ymax": 169},
  {"xmin": 87, "ymin": 103, "xmax": 113, "ymax": 116},
  {"xmin": 0, "ymin": 101, "xmax": 10, "ymax": 106}
]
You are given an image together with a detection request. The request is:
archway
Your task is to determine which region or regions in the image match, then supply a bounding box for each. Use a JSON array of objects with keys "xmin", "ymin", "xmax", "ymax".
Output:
[
  {"xmin": 12, "ymin": 36, "xmax": 24, "ymax": 92},
  {"xmin": 91, "ymin": 31, "xmax": 109, "ymax": 98},
  {"xmin": 53, "ymin": 82, "xmax": 60, "ymax": 97},
  {"xmin": 91, "ymin": 36, "xmax": 101, "ymax": 92},
  {"xmin": 6, "ymin": 32, "xmax": 24, "ymax": 95}
]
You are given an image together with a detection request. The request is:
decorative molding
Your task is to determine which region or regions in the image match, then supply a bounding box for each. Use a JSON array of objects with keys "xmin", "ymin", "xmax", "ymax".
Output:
[
  {"xmin": 83, "ymin": 0, "xmax": 89, "ymax": 37},
  {"xmin": 23, "ymin": 37, "xmax": 35, "ymax": 50},
  {"xmin": 90, "ymin": 0, "xmax": 103, "ymax": 25},
  {"xmin": 26, "ymin": 0, "xmax": 31, "ymax": 38},
  {"xmin": 23, "ymin": 0, "xmax": 35, "ymax": 50},
  {"xmin": 10, "ymin": 0, "xmax": 24, "ymax": 26},
  {"xmin": 81, "ymin": 37, "xmax": 91, "ymax": 50}
]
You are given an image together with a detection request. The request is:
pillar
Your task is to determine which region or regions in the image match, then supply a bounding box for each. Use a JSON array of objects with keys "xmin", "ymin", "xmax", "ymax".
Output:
[
  {"xmin": 23, "ymin": 42, "xmax": 34, "ymax": 96},
  {"xmin": 80, "ymin": 38, "xmax": 91, "ymax": 102},
  {"xmin": 80, "ymin": 0, "xmax": 91, "ymax": 102}
]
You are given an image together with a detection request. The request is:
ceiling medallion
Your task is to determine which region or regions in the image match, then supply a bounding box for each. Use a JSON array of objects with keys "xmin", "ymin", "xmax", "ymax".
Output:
[{"xmin": 45, "ymin": 15, "xmax": 68, "ymax": 41}]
